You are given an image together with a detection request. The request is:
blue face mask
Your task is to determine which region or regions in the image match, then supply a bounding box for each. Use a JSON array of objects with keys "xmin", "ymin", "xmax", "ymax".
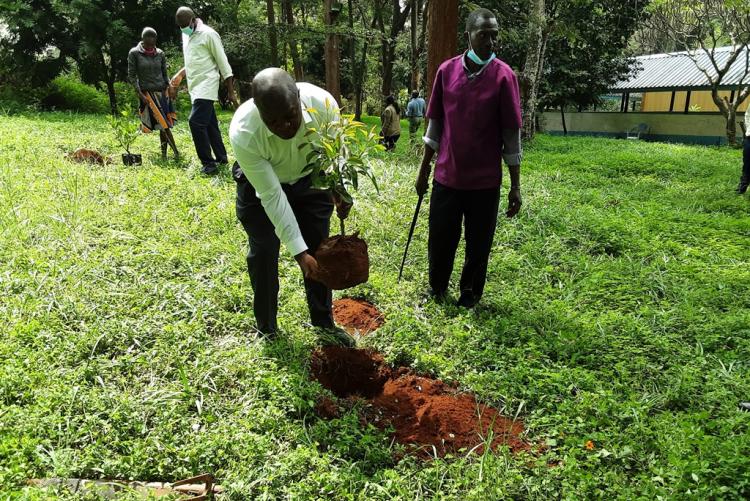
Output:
[
  {"xmin": 467, "ymin": 39, "xmax": 496, "ymax": 66},
  {"xmin": 181, "ymin": 23, "xmax": 194, "ymax": 36}
]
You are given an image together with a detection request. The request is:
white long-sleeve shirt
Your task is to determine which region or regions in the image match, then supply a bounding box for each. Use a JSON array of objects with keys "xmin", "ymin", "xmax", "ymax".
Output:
[
  {"xmin": 182, "ymin": 19, "xmax": 233, "ymax": 102},
  {"xmin": 229, "ymin": 83, "xmax": 339, "ymax": 257},
  {"xmin": 745, "ymin": 106, "xmax": 750, "ymax": 137}
]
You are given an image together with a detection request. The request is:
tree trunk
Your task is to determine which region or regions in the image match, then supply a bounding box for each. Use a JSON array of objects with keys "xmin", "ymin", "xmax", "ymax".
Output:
[
  {"xmin": 560, "ymin": 105, "xmax": 567, "ymax": 135},
  {"xmin": 324, "ymin": 0, "xmax": 341, "ymax": 104},
  {"xmin": 380, "ymin": 0, "xmax": 411, "ymax": 98},
  {"xmin": 521, "ymin": 0, "xmax": 546, "ymax": 140},
  {"xmin": 410, "ymin": 0, "xmax": 419, "ymax": 91},
  {"xmin": 425, "ymin": 0, "xmax": 458, "ymax": 102},
  {"xmin": 266, "ymin": 0, "xmax": 279, "ymax": 66},
  {"xmin": 282, "ymin": 0, "xmax": 303, "ymax": 80},
  {"xmin": 107, "ymin": 67, "xmax": 117, "ymax": 116},
  {"xmin": 347, "ymin": 0, "xmax": 357, "ymax": 111},
  {"xmin": 709, "ymin": 88, "xmax": 739, "ymax": 146},
  {"xmin": 419, "ymin": 0, "xmax": 428, "ymax": 95}
]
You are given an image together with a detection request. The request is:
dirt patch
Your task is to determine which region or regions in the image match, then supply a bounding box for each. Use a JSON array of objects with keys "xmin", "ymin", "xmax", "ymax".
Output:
[
  {"xmin": 310, "ymin": 347, "xmax": 527, "ymax": 458},
  {"xmin": 66, "ymin": 148, "xmax": 111, "ymax": 165},
  {"xmin": 315, "ymin": 234, "xmax": 369, "ymax": 290},
  {"xmin": 333, "ymin": 298, "xmax": 384, "ymax": 335}
]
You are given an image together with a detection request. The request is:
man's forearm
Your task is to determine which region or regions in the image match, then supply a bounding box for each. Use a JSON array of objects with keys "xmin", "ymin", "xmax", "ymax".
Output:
[
  {"xmin": 170, "ymin": 68, "xmax": 186, "ymax": 85},
  {"xmin": 224, "ymin": 75, "xmax": 235, "ymax": 92},
  {"xmin": 507, "ymin": 164, "xmax": 521, "ymax": 188}
]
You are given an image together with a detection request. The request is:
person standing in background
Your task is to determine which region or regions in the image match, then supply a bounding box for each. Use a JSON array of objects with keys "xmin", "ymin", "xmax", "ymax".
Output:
[
  {"xmin": 170, "ymin": 6, "xmax": 239, "ymax": 175},
  {"xmin": 406, "ymin": 90, "xmax": 426, "ymax": 143},
  {"xmin": 736, "ymin": 105, "xmax": 750, "ymax": 194},
  {"xmin": 380, "ymin": 95, "xmax": 402, "ymax": 152},
  {"xmin": 127, "ymin": 27, "xmax": 179, "ymax": 161}
]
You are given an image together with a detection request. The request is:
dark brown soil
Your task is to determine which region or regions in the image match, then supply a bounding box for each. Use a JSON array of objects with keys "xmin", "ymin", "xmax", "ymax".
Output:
[
  {"xmin": 314, "ymin": 234, "xmax": 369, "ymax": 290},
  {"xmin": 310, "ymin": 347, "xmax": 527, "ymax": 458},
  {"xmin": 310, "ymin": 347, "xmax": 391, "ymax": 399},
  {"xmin": 333, "ymin": 298, "xmax": 384, "ymax": 335}
]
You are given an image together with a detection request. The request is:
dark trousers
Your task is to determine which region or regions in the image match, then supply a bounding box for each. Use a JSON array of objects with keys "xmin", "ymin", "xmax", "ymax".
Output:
[
  {"xmin": 428, "ymin": 180, "xmax": 500, "ymax": 299},
  {"xmin": 381, "ymin": 134, "xmax": 400, "ymax": 151},
  {"xmin": 234, "ymin": 163, "xmax": 334, "ymax": 333},
  {"xmin": 188, "ymin": 99, "xmax": 228, "ymax": 168},
  {"xmin": 741, "ymin": 136, "xmax": 750, "ymax": 188}
]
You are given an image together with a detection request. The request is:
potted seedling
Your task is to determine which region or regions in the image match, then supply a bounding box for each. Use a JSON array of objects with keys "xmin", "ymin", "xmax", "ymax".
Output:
[
  {"xmin": 303, "ymin": 101, "xmax": 383, "ymax": 290},
  {"xmin": 110, "ymin": 110, "xmax": 142, "ymax": 165}
]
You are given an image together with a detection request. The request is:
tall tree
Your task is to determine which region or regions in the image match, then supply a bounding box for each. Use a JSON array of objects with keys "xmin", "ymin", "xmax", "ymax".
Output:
[
  {"xmin": 374, "ymin": 0, "xmax": 411, "ymax": 97},
  {"xmin": 266, "ymin": 0, "xmax": 279, "ymax": 66},
  {"xmin": 425, "ymin": 0, "xmax": 458, "ymax": 102},
  {"xmin": 521, "ymin": 0, "xmax": 548, "ymax": 139},
  {"xmin": 409, "ymin": 0, "xmax": 421, "ymax": 91},
  {"xmin": 324, "ymin": 0, "xmax": 342, "ymax": 103},
  {"xmin": 646, "ymin": 0, "xmax": 750, "ymax": 145},
  {"xmin": 281, "ymin": 0, "xmax": 304, "ymax": 80}
]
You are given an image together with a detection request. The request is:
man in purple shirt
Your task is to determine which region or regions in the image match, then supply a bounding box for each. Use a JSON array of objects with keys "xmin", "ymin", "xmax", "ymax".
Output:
[{"xmin": 415, "ymin": 7, "xmax": 523, "ymax": 308}]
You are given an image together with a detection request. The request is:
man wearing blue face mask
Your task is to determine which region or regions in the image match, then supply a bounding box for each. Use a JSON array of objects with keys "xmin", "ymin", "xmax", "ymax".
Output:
[
  {"xmin": 170, "ymin": 6, "xmax": 239, "ymax": 175},
  {"xmin": 415, "ymin": 7, "xmax": 523, "ymax": 309}
]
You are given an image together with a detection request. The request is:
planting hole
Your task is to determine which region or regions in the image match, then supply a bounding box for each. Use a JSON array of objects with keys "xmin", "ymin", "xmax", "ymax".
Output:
[{"xmin": 310, "ymin": 347, "xmax": 392, "ymax": 398}]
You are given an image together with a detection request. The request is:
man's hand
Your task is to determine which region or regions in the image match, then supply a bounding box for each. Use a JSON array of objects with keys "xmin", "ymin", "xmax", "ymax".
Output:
[
  {"xmin": 506, "ymin": 187, "xmax": 522, "ymax": 218},
  {"xmin": 227, "ymin": 89, "xmax": 240, "ymax": 109},
  {"xmin": 295, "ymin": 251, "xmax": 320, "ymax": 280},
  {"xmin": 332, "ymin": 193, "xmax": 352, "ymax": 220},
  {"xmin": 415, "ymin": 165, "xmax": 430, "ymax": 197}
]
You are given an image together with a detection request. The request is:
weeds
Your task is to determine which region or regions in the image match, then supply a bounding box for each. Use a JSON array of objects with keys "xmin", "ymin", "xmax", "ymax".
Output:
[{"xmin": 0, "ymin": 111, "xmax": 749, "ymax": 499}]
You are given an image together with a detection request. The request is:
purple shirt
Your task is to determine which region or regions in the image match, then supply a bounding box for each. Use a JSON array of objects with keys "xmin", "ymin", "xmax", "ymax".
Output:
[{"xmin": 426, "ymin": 55, "xmax": 522, "ymax": 190}]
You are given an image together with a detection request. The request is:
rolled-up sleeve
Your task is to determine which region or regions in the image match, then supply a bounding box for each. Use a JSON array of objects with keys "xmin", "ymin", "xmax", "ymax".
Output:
[
  {"xmin": 207, "ymin": 31, "xmax": 233, "ymax": 81},
  {"xmin": 501, "ymin": 128, "xmax": 522, "ymax": 166},
  {"xmin": 230, "ymin": 136, "xmax": 307, "ymax": 257},
  {"xmin": 423, "ymin": 118, "xmax": 443, "ymax": 152}
]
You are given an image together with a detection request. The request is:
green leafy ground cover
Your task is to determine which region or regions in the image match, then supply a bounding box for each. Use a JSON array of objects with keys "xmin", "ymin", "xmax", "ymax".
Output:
[{"xmin": 1, "ymin": 110, "xmax": 749, "ymax": 499}]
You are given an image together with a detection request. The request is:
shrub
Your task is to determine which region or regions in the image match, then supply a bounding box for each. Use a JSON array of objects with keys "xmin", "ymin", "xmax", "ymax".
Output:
[{"xmin": 40, "ymin": 74, "xmax": 109, "ymax": 114}]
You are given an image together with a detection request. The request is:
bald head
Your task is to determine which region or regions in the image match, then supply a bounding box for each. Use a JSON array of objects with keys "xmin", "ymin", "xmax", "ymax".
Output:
[
  {"xmin": 176, "ymin": 6, "xmax": 195, "ymax": 28},
  {"xmin": 252, "ymin": 68, "xmax": 302, "ymax": 139},
  {"xmin": 252, "ymin": 68, "xmax": 299, "ymax": 111}
]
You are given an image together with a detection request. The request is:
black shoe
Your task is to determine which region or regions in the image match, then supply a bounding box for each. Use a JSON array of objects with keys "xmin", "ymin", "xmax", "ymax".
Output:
[
  {"xmin": 740, "ymin": 402, "xmax": 750, "ymax": 412},
  {"xmin": 256, "ymin": 325, "xmax": 278, "ymax": 341},
  {"xmin": 457, "ymin": 291, "xmax": 478, "ymax": 309},
  {"xmin": 427, "ymin": 288, "xmax": 448, "ymax": 303},
  {"xmin": 319, "ymin": 327, "xmax": 356, "ymax": 348},
  {"xmin": 201, "ymin": 164, "xmax": 219, "ymax": 175},
  {"xmin": 736, "ymin": 183, "xmax": 748, "ymax": 195}
]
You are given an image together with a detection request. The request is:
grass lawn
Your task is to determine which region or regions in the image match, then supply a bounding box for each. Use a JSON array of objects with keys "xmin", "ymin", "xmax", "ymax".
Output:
[{"xmin": 1, "ymin": 109, "xmax": 749, "ymax": 499}]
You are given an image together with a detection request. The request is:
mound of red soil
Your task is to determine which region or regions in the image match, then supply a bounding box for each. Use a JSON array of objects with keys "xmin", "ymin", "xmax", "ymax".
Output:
[
  {"xmin": 66, "ymin": 148, "xmax": 110, "ymax": 165},
  {"xmin": 333, "ymin": 298, "xmax": 384, "ymax": 335},
  {"xmin": 315, "ymin": 234, "xmax": 369, "ymax": 290},
  {"xmin": 310, "ymin": 347, "xmax": 527, "ymax": 458}
]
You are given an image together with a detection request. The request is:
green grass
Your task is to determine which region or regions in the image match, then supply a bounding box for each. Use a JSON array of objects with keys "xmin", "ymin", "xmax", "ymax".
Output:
[{"xmin": 1, "ymin": 109, "xmax": 749, "ymax": 499}]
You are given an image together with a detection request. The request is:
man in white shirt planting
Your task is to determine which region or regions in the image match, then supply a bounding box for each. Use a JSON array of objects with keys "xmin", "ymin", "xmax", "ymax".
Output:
[{"xmin": 229, "ymin": 68, "xmax": 353, "ymax": 346}]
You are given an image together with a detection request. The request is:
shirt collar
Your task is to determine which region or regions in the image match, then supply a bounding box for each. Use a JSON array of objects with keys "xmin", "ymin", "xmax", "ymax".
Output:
[
  {"xmin": 264, "ymin": 95, "xmax": 314, "ymax": 137},
  {"xmin": 462, "ymin": 51, "xmax": 491, "ymax": 79},
  {"xmin": 194, "ymin": 18, "xmax": 205, "ymax": 33}
]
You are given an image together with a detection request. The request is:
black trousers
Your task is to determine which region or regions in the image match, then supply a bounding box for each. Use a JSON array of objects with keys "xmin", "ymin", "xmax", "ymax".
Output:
[
  {"xmin": 234, "ymin": 163, "xmax": 334, "ymax": 333},
  {"xmin": 188, "ymin": 99, "xmax": 228, "ymax": 168},
  {"xmin": 428, "ymin": 180, "xmax": 500, "ymax": 299},
  {"xmin": 741, "ymin": 136, "xmax": 750, "ymax": 187}
]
